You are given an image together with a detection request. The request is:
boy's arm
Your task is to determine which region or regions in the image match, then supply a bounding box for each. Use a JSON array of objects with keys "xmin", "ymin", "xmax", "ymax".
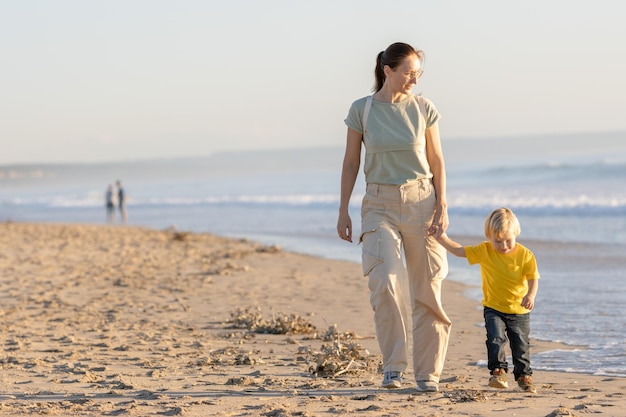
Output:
[
  {"xmin": 435, "ymin": 233, "xmax": 467, "ymax": 258},
  {"xmin": 521, "ymin": 279, "xmax": 539, "ymax": 310}
]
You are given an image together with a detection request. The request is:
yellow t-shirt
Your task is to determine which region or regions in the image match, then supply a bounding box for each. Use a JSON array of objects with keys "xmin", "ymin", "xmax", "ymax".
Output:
[{"xmin": 465, "ymin": 242, "xmax": 540, "ymax": 315}]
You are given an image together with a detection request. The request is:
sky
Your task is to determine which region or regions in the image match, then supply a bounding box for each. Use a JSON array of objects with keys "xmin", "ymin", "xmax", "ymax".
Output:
[{"xmin": 1, "ymin": 0, "xmax": 625, "ymax": 164}]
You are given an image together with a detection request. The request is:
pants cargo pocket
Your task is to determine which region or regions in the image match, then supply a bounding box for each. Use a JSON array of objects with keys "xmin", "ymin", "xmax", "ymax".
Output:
[
  {"xmin": 424, "ymin": 235, "xmax": 449, "ymax": 281},
  {"xmin": 360, "ymin": 226, "xmax": 383, "ymax": 276}
]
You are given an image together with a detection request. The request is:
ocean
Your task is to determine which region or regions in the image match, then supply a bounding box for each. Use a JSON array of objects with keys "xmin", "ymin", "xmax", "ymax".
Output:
[{"xmin": 2, "ymin": 131, "xmax": 625, "ymax": 378}]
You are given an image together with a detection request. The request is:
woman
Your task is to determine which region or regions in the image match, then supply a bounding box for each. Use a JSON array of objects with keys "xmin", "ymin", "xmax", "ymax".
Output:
[{"xmin": 337, "ymin": 42, "xmax": 451, "ymax": 392}]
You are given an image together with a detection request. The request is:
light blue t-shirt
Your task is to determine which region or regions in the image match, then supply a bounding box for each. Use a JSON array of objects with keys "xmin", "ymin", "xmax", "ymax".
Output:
[{"xmin": 345, "ymin": 94, "xmax": 441, "ymax": 185}]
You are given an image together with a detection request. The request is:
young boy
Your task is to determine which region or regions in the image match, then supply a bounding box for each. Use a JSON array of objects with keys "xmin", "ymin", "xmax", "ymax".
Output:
[{"xmin": 432, "ymin": 207, "xmax": 539, "ymax": 393}]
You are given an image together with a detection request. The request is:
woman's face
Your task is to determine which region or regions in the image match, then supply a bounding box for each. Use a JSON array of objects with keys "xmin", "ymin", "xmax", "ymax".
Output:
[{"xmin": 385, "ymin": 54, "xmax": 422, "ymax": 94}]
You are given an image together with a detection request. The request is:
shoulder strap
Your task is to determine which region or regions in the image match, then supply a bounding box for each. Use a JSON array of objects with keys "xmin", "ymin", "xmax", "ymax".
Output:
[
  {"xmin": 362, "ymin": 95, "xmax": 373, "ymax": 135},
  {"xmin": 415, "ymin": 95, "xmax": 428, "ymax": 124}
]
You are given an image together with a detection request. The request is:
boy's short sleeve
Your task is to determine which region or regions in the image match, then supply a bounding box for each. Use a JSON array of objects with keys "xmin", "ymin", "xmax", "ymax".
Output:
[
  {"xmin": 523, "ymin": 250, "xmax": 540, "ymax": 280},
  {"xmin": 464, "ymin": 243, "xmax": 486, "ymax": 265}
]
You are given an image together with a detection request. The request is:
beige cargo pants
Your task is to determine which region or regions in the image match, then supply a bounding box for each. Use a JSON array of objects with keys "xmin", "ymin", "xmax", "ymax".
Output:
[{"xmin": 360, "ymin": 179, "xmax": 452, "ymax": 383}]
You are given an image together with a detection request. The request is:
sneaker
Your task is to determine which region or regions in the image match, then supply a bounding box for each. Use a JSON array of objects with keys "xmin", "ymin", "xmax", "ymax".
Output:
[
  {"xmin": 517, "ymin": 375, "xmax": 537, "ymax": 393},
  {"xmin": 488, "ymin": 368, "xmax": 509, "ymax": 389},
  {"xmin": 416, "ymin": 380, "xmax": 439, "ymax": 392},
  {"xmin": 382, "ymin": 371, "xmax": 402, "ymax": 389}
]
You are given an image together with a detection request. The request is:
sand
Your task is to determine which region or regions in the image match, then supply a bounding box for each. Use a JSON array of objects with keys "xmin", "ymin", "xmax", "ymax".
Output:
[{"xmin": 0, "ymin": 222, "xmax": 623, "ymax": 416}]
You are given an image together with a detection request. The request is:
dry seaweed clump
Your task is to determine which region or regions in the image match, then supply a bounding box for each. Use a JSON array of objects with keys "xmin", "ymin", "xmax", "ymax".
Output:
[
  {"xmin": 545, "ymin": 408, "xmax": 579, "ymax": 417},
  {"xmin": 227, "ymin": 307, "xmax": 317, "ymax": 335},
  {"xmin": 308, "ymin": 325, "xmax": 378, "ymax": 378},
  {"xmin": 171, "ymin": 231, "xmax": 190, "ymax": 242},
  {"xmin": 317, "ymin": 323, "xmax": 359, "ymax": 342},
  {"xmin": 192, "ymin": 347, "xmax": 263, "ymax": 368},
  {"xmin": 255, "ymin": 244, "xmax": 281, "ymax": 254},
  {"xmin": 443, "ymin": 389, "xmax": 487, "ymax": 403}
]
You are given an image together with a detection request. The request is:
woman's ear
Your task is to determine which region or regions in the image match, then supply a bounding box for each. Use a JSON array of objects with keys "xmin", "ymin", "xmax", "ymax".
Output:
[{"xmin": 383, "ymin": 65, "xmax": 392, "ymax": 78}]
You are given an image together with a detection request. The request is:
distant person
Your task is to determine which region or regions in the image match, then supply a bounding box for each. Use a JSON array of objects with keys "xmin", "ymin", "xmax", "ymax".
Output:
[
  {"xmin": 116, "ymin": 180, "xmax": 127, "ymax": 224},
  {"xmin": 337, "ymin": 42, "xmax": 451, "ymax": 392},
  {"xmin": 105, "ymin": 185, "xmax": 115, "ymax": 223},
  {"xmin": 432, "ymin": 207, "xmax": 540, "ymax": 393}
]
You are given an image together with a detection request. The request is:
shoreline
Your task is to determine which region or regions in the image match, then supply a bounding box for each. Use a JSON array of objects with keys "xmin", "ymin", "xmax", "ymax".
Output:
[{"xmin": 1, "ymin": 222, "xmax": 624, "ymax": 416}]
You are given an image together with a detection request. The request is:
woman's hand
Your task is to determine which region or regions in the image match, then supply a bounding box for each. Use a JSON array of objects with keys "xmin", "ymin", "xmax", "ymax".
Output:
[
  {"xmin": 337, "ymin": 212, "xmax": 353, "ymax": 242},
  {"xmin": 337, "ymin": 128, "xmax": 362, "ymax": 243},
  {"xmin": 428, "ymin": 205, "xmax": 448, "ymax": 238}
]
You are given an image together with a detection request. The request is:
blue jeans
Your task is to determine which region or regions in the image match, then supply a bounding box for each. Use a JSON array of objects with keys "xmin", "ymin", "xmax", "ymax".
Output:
[{"xmin": 483, "ymin": 307, "xmax": 532, "ymax": 379}]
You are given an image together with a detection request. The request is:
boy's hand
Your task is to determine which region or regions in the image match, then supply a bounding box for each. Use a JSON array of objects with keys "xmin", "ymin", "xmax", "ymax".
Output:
[
  {"xmin": 521, "ymin": 295, "xmax": 535, "ymax": 310},
  {"xmin": 428, "ymin": 206, "xmax": 448, "ymax": 238},
  {"xmin": 428, "ymin": 226, "xmax": 444, "ymax": 239}
]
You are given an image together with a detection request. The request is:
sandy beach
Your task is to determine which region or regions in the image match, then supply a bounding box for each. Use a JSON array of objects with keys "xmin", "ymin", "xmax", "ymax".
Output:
[{"xmin": 0, "ymin": 222, "xmax": 623, "ymax": 416}]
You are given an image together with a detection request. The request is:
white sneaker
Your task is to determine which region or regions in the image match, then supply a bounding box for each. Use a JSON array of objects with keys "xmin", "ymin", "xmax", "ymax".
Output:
[
  {"xmin": 382, "ymin": 371, "xmax": 402, "ymax": 389},
  {"xmin": 416, "ymin": 380, "xmax": 439, "ymax": 392}
]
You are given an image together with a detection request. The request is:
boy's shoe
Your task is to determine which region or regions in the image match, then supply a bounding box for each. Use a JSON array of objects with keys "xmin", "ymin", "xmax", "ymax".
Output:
[
  {"xmin": 517, "ymin": 375, "xmax": 537, "ymax": 393},
  {"xmin": 416, "ymin": 380, "xmax": 439, "ymax": 392},
  {"xmin": 382, "ymin": 371, "xmax": 402, "ymax": 389},
  {"xmin": 488, "ymin": 368, "xmax": 509, "ymax": 389}
]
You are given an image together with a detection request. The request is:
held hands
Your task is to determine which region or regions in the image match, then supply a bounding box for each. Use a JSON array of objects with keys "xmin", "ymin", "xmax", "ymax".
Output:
[
  {"xmin": 337, "ymin": 212, "xmax": 353, "ymax": 242},
  {"xmin": 427, "ymin": 206, "xmax": 449, "ymax": 239},
  {"xmin": 428, "ymin": 224, "xmax": 444, "ymax": 239}
]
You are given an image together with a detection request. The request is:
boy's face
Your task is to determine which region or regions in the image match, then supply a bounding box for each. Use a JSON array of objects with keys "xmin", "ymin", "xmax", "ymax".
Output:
[{"xmin": 489, "ymin": 230, "xmax": 517, "ymax": 255}]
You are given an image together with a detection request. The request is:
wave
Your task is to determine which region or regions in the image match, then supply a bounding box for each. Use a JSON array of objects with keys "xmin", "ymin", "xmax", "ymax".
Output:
[
  {"xmin": 2, "ymin": 156, "xmax": 625, "ymax": 217},
  {"xmin": 4, "ymin": 191, "xmax": 626, "ymax": 217},
  {"xmin": 1, "ymin": 193, "xmax": 340, "ymax": 209},
  {"xmin": 450, "ymin": 159, "xmax": 626, "ymax": 187},
  {"xmin": 446, "ymin": 194, "xmax": 626, "ymax": 216}
]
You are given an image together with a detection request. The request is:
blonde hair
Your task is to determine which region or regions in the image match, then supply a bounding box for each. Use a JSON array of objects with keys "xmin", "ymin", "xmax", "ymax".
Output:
[{"xmin": 484, "ymin": 207, "xmax": 521, "ymax": 239}]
